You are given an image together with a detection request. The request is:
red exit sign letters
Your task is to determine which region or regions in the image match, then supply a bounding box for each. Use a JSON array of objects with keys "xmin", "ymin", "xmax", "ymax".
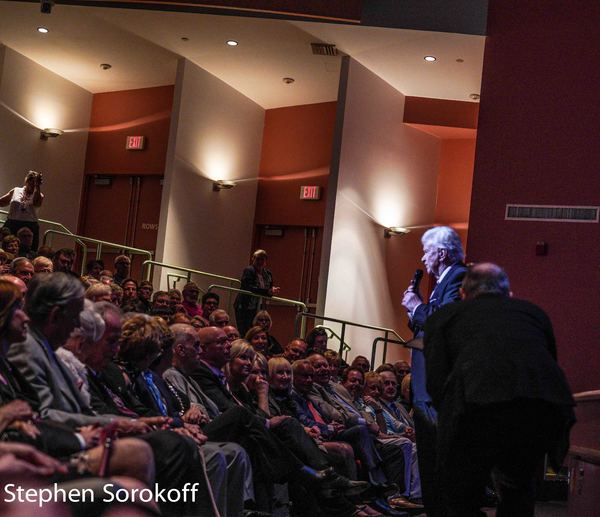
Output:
[
  {"xmin": 126, "ymin": 136, "xmax": 146, "ymax": 150},
  {"xmin": 300, "ymin": 185, "xmax": 321, "ymax": 200}
]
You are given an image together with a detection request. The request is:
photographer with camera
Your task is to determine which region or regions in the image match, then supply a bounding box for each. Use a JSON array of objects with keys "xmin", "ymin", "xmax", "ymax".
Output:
[{"xmin": 0, "ymin": 171, "xmax": 44, "ymax": 251}]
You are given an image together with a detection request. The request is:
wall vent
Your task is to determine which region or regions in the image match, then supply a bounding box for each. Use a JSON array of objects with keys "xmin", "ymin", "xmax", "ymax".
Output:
[
  {"xmin": 311, "ymin": 43, "xmax": 338, "ymax": 56},
  {"xmin": 505, "ymin": 204, "xmax": 599, "ymax": 223}
]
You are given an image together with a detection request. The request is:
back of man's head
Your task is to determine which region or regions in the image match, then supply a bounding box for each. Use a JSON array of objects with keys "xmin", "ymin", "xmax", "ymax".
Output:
[
  {"xmin": 26, "ymin": 272, "xmax": 84, "ymax": 324},
  {"xmin": 461, "ymin": 263, "xmax": 510, "ymax": 299}
]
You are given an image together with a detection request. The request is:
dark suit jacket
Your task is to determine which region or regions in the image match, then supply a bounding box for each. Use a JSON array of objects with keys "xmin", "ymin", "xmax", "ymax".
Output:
[
  {"xmin": 191, "ymin": 362, "xmax": 237, "ymax": 413},
  {"xmin": 234, "ymin": 265, "xmax": 273, "ymax": 311},
  {"xmin": 424, "ymin": 294, "xmax": 575, "ymax": 467}
]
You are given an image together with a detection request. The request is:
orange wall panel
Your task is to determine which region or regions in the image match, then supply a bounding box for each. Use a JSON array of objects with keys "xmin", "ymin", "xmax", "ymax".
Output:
[
  {"xmin": 255, "ymin": 101, "xmax": 337, "ymax": 227},
  {"xmin": 84, "ymin": 85, "xmax": 174, "ymax": 175}
]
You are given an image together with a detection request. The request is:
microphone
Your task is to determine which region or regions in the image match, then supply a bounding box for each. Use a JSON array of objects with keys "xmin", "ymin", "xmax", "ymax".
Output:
[{"xmin": 410, "ymin": 268, "xmax": 424, "ymax": 293}]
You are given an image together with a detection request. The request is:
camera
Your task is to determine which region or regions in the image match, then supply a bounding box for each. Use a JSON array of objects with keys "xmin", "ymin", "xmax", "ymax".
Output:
[{"xmin": 40, "ymin": 0, "xmax": 54, "ymax": 14}]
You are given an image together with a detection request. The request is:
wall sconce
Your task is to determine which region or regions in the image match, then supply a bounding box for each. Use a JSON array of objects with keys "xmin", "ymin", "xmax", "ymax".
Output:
[
  {"xmin": 40, "ymin": 128, "xmax": 63, "ymax": 140},
  {"xmin": 384, "ymin": 226, "xmax": 410, "ymax": 238},
  {"xmin": 212, "ymin": 180, "xmax": 236, "ymax": 192}
]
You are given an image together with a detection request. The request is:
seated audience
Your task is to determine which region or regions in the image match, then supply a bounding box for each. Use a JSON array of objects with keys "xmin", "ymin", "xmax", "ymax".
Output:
[
  {"xmin": 394, "ymin": 360, "xmax": 411, "ymax": 385},
  {"xmin": 36, "ymin": 245, "xmax": 54, "ymax": 259},
  {"xmin": 150, "ymin": 290, "xmax": 171, "ymax": 315},
  {"xmin": 16, "ymin": 227, "xmax": 35, "ymax": 259},
  {"xmin": 223, "ymin": 325, "xmax": 240, "ymax": 343},
  {"xmin": 168, "ymin": 288, "xmax": 183, "ymax": 311},
  {"xmin": 112, "ymin": 255, "xmax": 131, "ymax": 285},
  {"xmin": 109, "ymin": 283, "xmax": 123, "ymax": 306},
  {"xmin": 244, "ymin": 325, "xmax": 268, "ymax": 356},
  {"xmin": 324, "ymin": 349, "xmax": 344, "ymax": 382},
  {"xmin": 351, "ymin": 355, "xmax": 371, "ymax": 373},
  {"xmin": 282, "ymin": 338, "xmax": 308, "ymax": 362},
  {"xmin": 201, "ymin": 292, "xmax": 220, "ymax": 321},
  {"xmin": 85, "ymin": 282, "xmax": 112, "ymax": 303},
  {"xmin": 400, "ymin": 373, "xmax": 412, "ymax": 412},
  {"xmin": 52, "ymin": 248, "xmax": 76, "ymax": 274},
  {"xmin": 252, "ymin": 310, "xmax": 283, "ymax": 356},
  {"xmin": 85, "ymin": 259, "xmax": 104, "ymax": 280},
  {"xmin": 2, "ymin": 235, "xmax": 20, "ymax": 256},
  {"xmin": 306, "ymin": 327, "xmax": 328, "ymax": 355},
  {"xmin": 137, "ymin": 280, "xmax": 153, "ymax": 314},
  {"xmin": 99, "ymin": 269, "xmax": 114, "ymax": 284},
  {"xmin": 10, "ymin": 257, "xmax": 34, "ymax": 286},
  {"xmin": 181, "ymin": 282, "xmax": 202, "ymax": 318},
  {"xmin": 120, "ymin": 278, "xmax": 144, "ymax": 313},
  {"xmin": 0, "ymin": 250, "xmax": 11, "ymax": 275},
  {"xmin": 32, "ymin": 255, "xmax": 53, "ymax": 274},
  {"xmin": 209, "ymin": 309, "xmax": 230, "ymax": 328}
]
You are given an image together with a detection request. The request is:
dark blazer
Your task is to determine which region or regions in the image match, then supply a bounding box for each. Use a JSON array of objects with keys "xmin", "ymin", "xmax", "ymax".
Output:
[
  {"xmin": 234, "ymin": 265, "xmax": 273, "ymax": 311},
  {"xmin": 191, "ymin": 362, "xmax": 238, "ymax": 413},
  {"xmin": 424, "ymin": 294, "xmax": 575, "ymax": 467}
]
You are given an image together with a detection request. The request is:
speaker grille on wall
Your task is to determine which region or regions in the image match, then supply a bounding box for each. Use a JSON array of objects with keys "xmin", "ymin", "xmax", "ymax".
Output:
[{"xmin": 505, "ymin": 204, "xmax": 599, "ymax": 222}]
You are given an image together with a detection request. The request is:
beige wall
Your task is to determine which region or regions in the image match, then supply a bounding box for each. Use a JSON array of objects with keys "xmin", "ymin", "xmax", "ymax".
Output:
[
  {"xmin": 156, "ymin": 59, "xmax": 264, "ymax": 292},
  {"xmin": 323, "ymin": 58, "xmax": 440, "ymax": 365},
  {"xmin": 0, "ymin": 46, "xmax": 91, "ymax": 241}
]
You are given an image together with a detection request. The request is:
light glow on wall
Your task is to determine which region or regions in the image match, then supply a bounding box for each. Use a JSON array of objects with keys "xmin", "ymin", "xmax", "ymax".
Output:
[{"xmin": 30, "ymin": 99, "xmax": 63, "ymax": 131}]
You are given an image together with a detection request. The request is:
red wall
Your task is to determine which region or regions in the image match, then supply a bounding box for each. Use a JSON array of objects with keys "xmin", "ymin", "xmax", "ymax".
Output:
[
  {"xmin": 255, "ymin": 101, "xmax": 337, "ymax": 227},
  {"xmin": 468, "ymin": 1, "xmax": 600, "ymax": 393},
  {"xmin": 84, "ymin": 85, "xmax": 174, "ymax": 175}
]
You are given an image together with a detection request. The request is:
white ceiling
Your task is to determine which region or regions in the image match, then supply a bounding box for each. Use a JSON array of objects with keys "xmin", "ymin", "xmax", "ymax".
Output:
[{"xmin": 0, "ymin": 1, "xmax": 485, "ymax": 109}]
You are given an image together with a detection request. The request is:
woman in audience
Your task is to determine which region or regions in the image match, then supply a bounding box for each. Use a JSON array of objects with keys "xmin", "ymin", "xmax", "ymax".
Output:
[
  {"xmin": 0, "ymin": 250, "xmax": 10, "ymax": 275},
  {"xmin": 252, "ymin": 310, "xmax": 283, "ymax": 356},
  {"xmin": 2, "ymin": 235, "xmax": 20, "ymax": 257},
  {"xmin": 234, "ymin": 249, "xmax": 280, "ymax": 336},
  {"xmin": 32, "ymin": 255, "xmax": 53, "ymax": 274},
  {"xmin": 245, "ymin": 325, "xmax": 269, "ymax": 356},
  {"xmin": 0, "ymin": 170, "xmax": 44, "ymax": 251}
]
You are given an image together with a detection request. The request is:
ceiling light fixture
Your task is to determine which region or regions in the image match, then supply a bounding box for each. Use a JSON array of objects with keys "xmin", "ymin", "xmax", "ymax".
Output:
[
  {"xmin": 384, "ymin": 227, "xmax": 410, "ymax": 239},
  {"xmin": 40, "ymin": 128, "xmax": 63, "ymax": 140},
  {"xmin": 282, "ymin": 77, "xmax": 295, "ymax": 84},
  {"xmin": 213, "ymin": 180, "xmax": 236, "ymax": 192},
  {"xmin": 424, "ymin": 55, "xmax": 437, "ymax": 62},
  {"xmin": 469, "ymin": 93, "xmax": 481, "ymax": 100},
  {"xmin": 226, "ymin": 40, "xmax": 238, "ymax": 47},
  {"xmin": 37, "ymin": 26, "xmax": 49, "ymax": 33},
  {"xmin": 100, "ymin": 63, "xmax": 112, "ymax": 70}
]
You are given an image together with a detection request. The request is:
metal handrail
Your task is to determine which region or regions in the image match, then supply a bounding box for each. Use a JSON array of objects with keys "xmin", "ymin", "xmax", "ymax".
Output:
[
  {"xmin": 295, "ymin": 311, "xmax": 408, "ymax": 364},
  {"xmin": 0, "ymin": 209, "xmax": 87, "ymax": 251},
  {"xmin": 207, "ymin": 284, "xmax": 309, "ymax": 336},
  {"xmin": 43, "ymin": 229, "xmax": 153, "ymax": 276},
  {"xmin": 142, "ymin": 260, "xmax": 241, "ymax": 285}
]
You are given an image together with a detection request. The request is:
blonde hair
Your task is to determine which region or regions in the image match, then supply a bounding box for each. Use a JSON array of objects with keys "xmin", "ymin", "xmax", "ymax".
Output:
[{"xmin": 268, "ymin": 356, "xmax": 292, "ymax": 381}]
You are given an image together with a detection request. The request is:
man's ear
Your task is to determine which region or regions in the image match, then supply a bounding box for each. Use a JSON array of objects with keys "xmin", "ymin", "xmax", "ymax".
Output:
[{"xmin": 438, "ymin": 248, "xmax": 448, "ymax": 261}]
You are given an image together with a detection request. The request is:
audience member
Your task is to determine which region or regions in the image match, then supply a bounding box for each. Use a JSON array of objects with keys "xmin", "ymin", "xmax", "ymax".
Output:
[
  {"xmin": 137, "ymin": 280, "xmax": 153, "ymax": 313},
  {"xmin": 32, "ymin": 255, "xmax": 53, "ymax": 274},
  {"xmin": 120, "ymin": 278, "xmax": 144, "ymax": 313},
  {"xmin": 112, "ymin": 255, "xmax": 131, "ymax": 285},
  {"xmin": 52, "ymin": 248, "xmax": 76, "ymax": 275},
  {"xmin": 244, "ymin": 325, "xmax": 268, "ymax": 355},
  {"xmin": 2, "ymin": 235, "xmax": 20, "ymax": 256},
  {"xmin": 16, "ymin": 227, "xmax": 35, "ymax": 259},
  {"xmin": 85, "ymin": 260, "xmax": 104, "ymax": 280},
  {"xmin": 306, "ymin": 327, "xmax": 328, "ymax": 355},
  {"xmin": 181, "ymin": 282, "xmax": 202, "ymax": 318},
  {"xmin": 0, "ymin": 170, "xmax": 44, "ymax": 250},
  {"xmin": 85, "ymin": 282, "xmax": 112, "ymax": 303},
  {"xmin": 99, "ymin": 270, "xmax": 114, "ymax": 284},
  {"xmin": 201, "ymin": 292, "xmax": 220, "ymax": 320},
  {"xmin": 36, "ymin": 245, "xmax": 53, "ymax": 259},
  {"xmin": 252, "ymin": 310, "xmax": 283, "ymax": 356},
  {"xmin": 324, "ymin": 349, "xmax": 343, "ymax": 382},
  {"xmin": 234, "ymin": 249, "xmax": 280, "ymax": 336},
  {"xmin": 209, "ymin": 309, "xmax": 230, "ymax": 328},
  {"xmin": 0, "ymin": 275, "xmax": 26, "ymax": 295},
  {"xmin": 223, "ymin": 325, "xmax": 240, "ymax": 343},
  {"xmin": 351, "ymin": 355, "xmax": 370, "ymax": 373},
  {"xmin": 10, "ymin": 257, "xmax": 34, "ymax": 286},
  {"xmin": 110, "ymin": 283, "xmax": 123, "ymax": 306},
  {"xmin": 424, "ymin": 263, "xmax": 575, "ymax": 517},
  {"xmin": 282, "ymin": 338, "xmax": 308, "ymax": 363},
  {"xmin": 394, "ymin": 360, "xmax": 411, "ymax": 385}
]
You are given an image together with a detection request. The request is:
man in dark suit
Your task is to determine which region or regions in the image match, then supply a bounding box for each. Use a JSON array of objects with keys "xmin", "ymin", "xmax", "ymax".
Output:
[
  {"xmin": 424, "ymin": 263, "xmax": 575, "ymax": 517},
  {"xmin": 401, "ymin": 226, "xmax": 468, "ymax": 516}
]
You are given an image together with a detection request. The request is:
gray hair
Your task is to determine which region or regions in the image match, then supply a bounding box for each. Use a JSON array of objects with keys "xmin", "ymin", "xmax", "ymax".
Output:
[
  {"xmin": 421, "ymin": 226, "xmax": 465, "ymax": 263},
  {"xmin": 10, "ymin": 257, "xmax": 32, "ymax": 273},
  {"xmin": 25, "ymin": 273, "xmax": 84, "ymax": 323},
  {"xmin": 85, "ymin": 283, "xmax": 111, "ymax": 301},
  {"xmin": 461, "ymin": 263, "xmax": 510, "ymax": 299},
  {"xmin": 94, "ymin": 301, "xmax": 123, "ymax": 321},
  {"xmin": 72, "ymin": 299, "xmax": 105, "ymax": 342}
]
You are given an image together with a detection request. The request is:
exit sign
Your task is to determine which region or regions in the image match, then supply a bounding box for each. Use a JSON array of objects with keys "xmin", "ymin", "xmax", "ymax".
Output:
[
  {"xmin": 126, "ymin": 136, "xmax": 145, "ymax": 150},
  {"xmin": 300, "ymin": 185, "xmax": 321, "ymax": 200}
]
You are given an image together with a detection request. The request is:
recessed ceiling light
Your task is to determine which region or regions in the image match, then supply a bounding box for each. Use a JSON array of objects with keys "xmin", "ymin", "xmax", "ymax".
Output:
[
  {"xmin": 181, "ymin": 37, "xmax": 189, "ymax": 42},
  {"xmin": 456, "ymin": 58, "xmax": 464, "ymax": 63},
  {"xmin": 282, "ymin": 77, "xmax": 295, "ymax": 84},
  {"xmin": 226, "ymin": 40, "xmax": 238, "ymax": 47},
  {"xmin": 37, "ymin": 26, "xmax": 49, "ymax": 34},
  {"xmin": 100, "ymin": 63, "xmax": 112, "ymax": 70},
  {"xmin": 424, "ymin": 55, "xmax": 437, "ymax": 62},
  {"xmin": 469, "ymin": 93, "xmax": 481, "ymax": 101}
]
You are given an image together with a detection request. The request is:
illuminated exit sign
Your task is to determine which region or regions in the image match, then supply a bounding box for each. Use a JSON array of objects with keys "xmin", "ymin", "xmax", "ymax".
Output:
[
  {"xmin": 300, "ymin": 185, "xmax": 321, "ymax": 200},
  {"xmin": 126, "ymin": 136, "xmax": 145, "ymax": 150}
]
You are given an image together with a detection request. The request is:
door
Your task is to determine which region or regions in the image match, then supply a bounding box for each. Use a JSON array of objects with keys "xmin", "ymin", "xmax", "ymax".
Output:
[
  {"xmin": 254, "ymin": 225, "xmax": 322, "ymax": 344},
  {"xmin": 79, "ymin": 175, "xmax": 162, "ymax": 279}
]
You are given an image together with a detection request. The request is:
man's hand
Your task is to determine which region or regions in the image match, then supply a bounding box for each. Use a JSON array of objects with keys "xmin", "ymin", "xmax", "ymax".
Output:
[
  {"xmin": 183, "ymin": 406, "xmax": 208, "ymax": 425},
  {"xmin": 402, "ymin": 290, "xmax": 422, "ymax": 313},
  {"xmin": 77, "ymin": 425, "xmax": 102, "ymax": 448},
  {"xmin": 304, "ymin": 425, "xmax": 321, "ymax": 440},
  {"xmin": 0, "ymin": 442, "xmax": 67, "ymax": 477},
  {"xmin": 9, "ymin": 420, "xmax": 40, "ymax": 440},
  {"xmin": 268, "ymin": 415, "xmax": 290, "ymax": 428},
  {"xmin": 403, "ymin": 427, "xmax": 416, "ymax": 441},
  {"xmin": 0, "ymin": 400, "xmax": 34, "ymax": 427},
  {"xmin": 138, "ymin": 416, "xmax": 172, "ymax": 429},
  {"xmin": 363, "ymin": 396, "xmax": 382, "ymax": 411},
  {"xmin": 114, "ymin": 419, "xmax": 151, "ymax": 436}
]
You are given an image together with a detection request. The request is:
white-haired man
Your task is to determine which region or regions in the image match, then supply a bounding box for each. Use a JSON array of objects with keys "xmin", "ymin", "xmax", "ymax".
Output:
[{"xmin": 401, "ymin": 226, "xmax": 468, "ymax": 517}]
